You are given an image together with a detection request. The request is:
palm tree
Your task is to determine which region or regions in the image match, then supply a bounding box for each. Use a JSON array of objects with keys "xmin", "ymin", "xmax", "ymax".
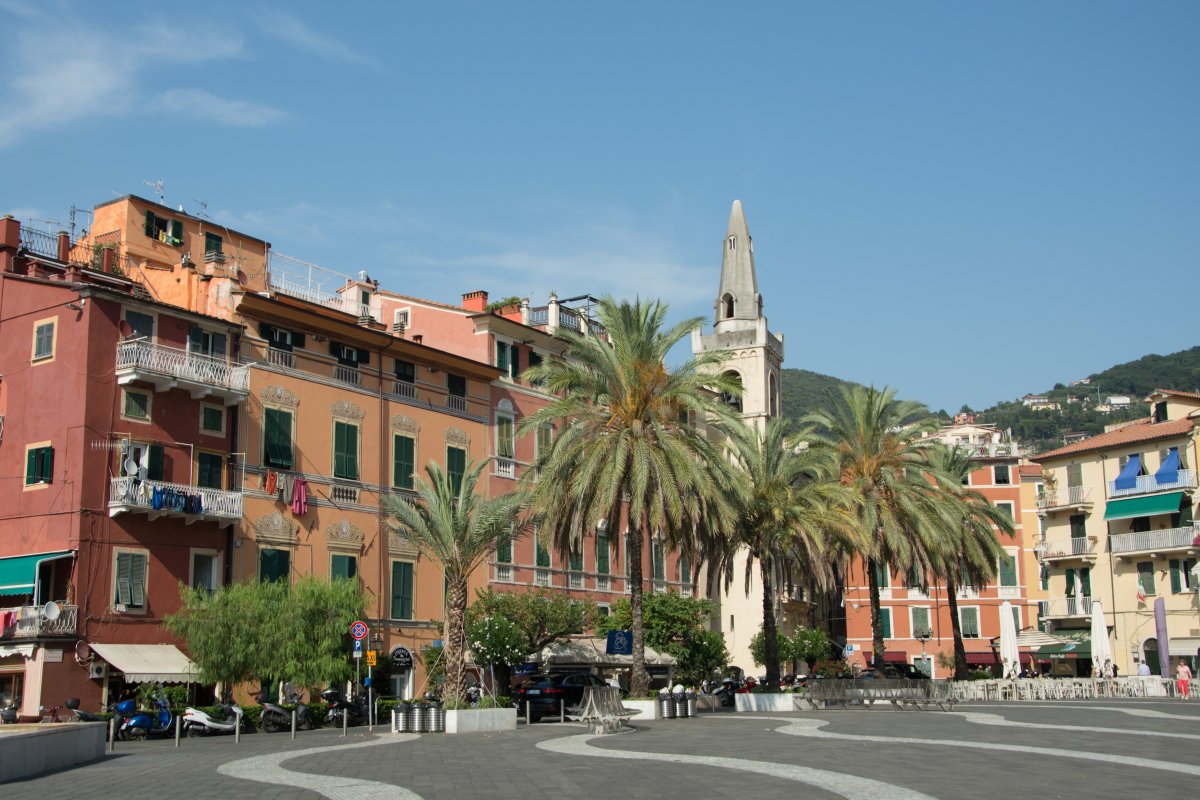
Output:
[
  {"xmin": 385, "ymin": 459, "xmax": 525, "ymax": 704},
  {"xmin": 924, "ymin": 444, "xmax": 1015, "ymax": 679},
  {"xmin": 805, "ymin": 386, "xmax": 947, "ymax": 670},
  {"xmin": 520, "ymin": 297, "xmax": 741, "ymax": 697},
  {"xmin": 715, "ymin": 417, "xmax": 859, "ymax": 691}
]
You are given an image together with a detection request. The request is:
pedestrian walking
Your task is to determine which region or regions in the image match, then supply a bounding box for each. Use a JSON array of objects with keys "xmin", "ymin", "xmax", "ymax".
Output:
[{"xmin": 1175, "ymin": 660, "xmax": 1192, "ymax": 699}]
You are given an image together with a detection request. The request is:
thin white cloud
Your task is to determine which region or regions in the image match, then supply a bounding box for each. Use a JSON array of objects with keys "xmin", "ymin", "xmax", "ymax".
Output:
[
  {"xmin": 0, "ymin": 18, "xmax": 257, "ymax": 147},
  {"xmin": 0, "ymin": 0, "xmax": 42, "ymax": 19},
  {"xmin": 161, "ymin": 89, "xmax": 285, "ymax": 128},
  {"xmin": 255, "ymin": 10, "xmax": 371, "ymax": 66}
]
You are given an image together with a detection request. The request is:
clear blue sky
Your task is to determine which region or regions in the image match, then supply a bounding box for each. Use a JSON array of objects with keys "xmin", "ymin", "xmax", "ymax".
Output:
[{"xmin": 3, "ymin": 0, "xmax": 1197, "ymax": 412}]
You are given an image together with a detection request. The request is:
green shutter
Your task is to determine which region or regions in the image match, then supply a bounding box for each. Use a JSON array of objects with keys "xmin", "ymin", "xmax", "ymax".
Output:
[
  {"xmin": 147, "ymin": 445, "xmax": 164, "ymax": 481},
  {"xmin": 536, "ymin": 539, "xmax": 550, "ymax": 568},
  {"xmin": 331, "ymin": 555, "xmax": 356, "ymax": 581},
  {"xmin": 496, "ymin": 341, "xmax": 508, "ymax": 373},
  {"xmin": 391, "ymin": 562, "xmax": 414, "ymax": 619},
  {"xmin": 510, "ymin": 346, "xmax": 521, "ymax": 379},
  {"xmin": 26, "ymin": 448, "xmax": 37, "ymax": 485},
  {"xmin": 1064, "ymin": 569, "xmax": 1075, "ymax": 597},
  {"xmin": 346, "ymin": 424, "xmax": 358, "ymax": 480},
  {"xmin": 680, "ymin": 553, "xmax": 690, "ymax": 584},
  {"xmin": 873, "ymin": 561, "xmax": 889, "ymax": 588},
  {"xmin": 264, "ymin": 408, "xmax": 293, "ymax": 469},
  {"xmin": 497, "ymin": 417, "xmax": 514, "ymax": 459},
  {"xmin": 394, "ymin": 435, "xmax": 414, "ymax": 489},
  {"xmin": 259, "ymin": 549, "xmax": 290, "ymax": 583},
  {"xmin": 334, "ymin": 422, "xmax": 358, "ymax": 480},
  {"xmin": 999, "ymin": 555, "xmax": 1017, "ymax": 586},
  {"xmin": 447, "ymin": 447, "xmax": 466, "ymax": 495},
  {"xmin": 144, "ymin": 211, "xmax": 155, "ymax": 237},
  {"xmin": 652, "ymin": 541, "xmax": 665, "ymax": 580},
  {"xmin": 1137, "ymin": 562, "xmax": 1155, "ymax": 595},
  {"xmin": 1170, "ymin": 559, "xmax": 1181, "ymax": 594},
  {"xmin": 881, "ymin": 610, "xmax": 892, "ymax": 639},
  {"xmin": 913, "ymin": 607, "xmax": 930, "ymax": 635},
  {"xmin": 198, "ymin": 453, "xmax": 222, "ymax": 489},
  {"xmin": 569, "ymin": 549, "xmax": 583, "ymax": 572},
  {"xmin": 169, "ymin": 219, "xmax": 183, "ymax": 245},
  {"xmin": 595, "ymin": 532, "xmax": 609, "ymax": 575},
  {"xmin": 496, "ymin": 535, "xmax": 512, "ymax": 564},
  {"xmin": 1081, "ymin": 567, "xmax": 1092, "ymax": 596},
  {"xmin": 116, "ymin": 553, "xmax": 132, "ymax": 605},
  {"xmin": 130, "ymin": 553, "xmax": 146, "ymax": 607}
]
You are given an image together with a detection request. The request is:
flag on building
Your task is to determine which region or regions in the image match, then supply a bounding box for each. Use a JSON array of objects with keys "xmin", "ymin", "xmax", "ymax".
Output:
[{"xmin": 1136, "ymin": 587, "xmax": 1146, "ymax": 603}]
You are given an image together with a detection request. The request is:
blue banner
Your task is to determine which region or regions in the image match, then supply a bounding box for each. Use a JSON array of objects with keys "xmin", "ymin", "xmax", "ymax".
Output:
[{"xmin": 607, "ymin": 630, "xmax": 633, "ymax": 655}]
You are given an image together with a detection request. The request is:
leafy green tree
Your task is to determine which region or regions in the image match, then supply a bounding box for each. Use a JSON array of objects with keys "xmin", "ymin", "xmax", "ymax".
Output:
[
  {"xmin": 386, "ymin": 459, "xmax": 525, "ymax": 704},
  {"xmin": 925, "ymin": 444, "xmax": 1015, "ymax": 679},
  {"xmin": 750, "ymin": 629, "xmax": 796, "ymax": 670},
  {"xmin": 467, "ymin": 588, "xmax": 595, "ymax": 654},
  {"xmin": 714, "ymin": 417, "xmax": 857, "ymax": 691},
  {"xmin": 520, "ymin": 297, "xmax": 741, "ymax": 696},
  {"xmin": 805, "ymin": 386, "xmax": 948, "ymax": 670},
  {"xmin": 166, "ymin": 576, "xmax": 365, "ymax": 694},
  {"xmin": 595, "ymin": 592, "xmax": 728, "ymax": 688},
  {"xmin": 466, "ymin": 615, "xmax": 530, "ymax": 695},
  {"xmin": 790, "ymin": 627, "xmax": 832, "ymax": 672}
]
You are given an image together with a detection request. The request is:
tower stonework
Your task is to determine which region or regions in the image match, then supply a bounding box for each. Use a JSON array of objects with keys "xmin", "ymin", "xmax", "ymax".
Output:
[
  {"xmin": 691, "ymin": 200, "xmax": 785, "ymax": 431},
  {"xmin": 693, "ymin": 200, "xmax": 789, "ymax": 674}
]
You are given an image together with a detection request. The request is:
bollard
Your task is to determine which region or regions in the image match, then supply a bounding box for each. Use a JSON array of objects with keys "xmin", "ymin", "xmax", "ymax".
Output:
[
  {"xmin": 109, "ymin": 717, "xmax": 116, "ymax": 752},
  {"xmin": 291, "ymin": 708, "xmax": 297, "ymax": 740},
  {"xmin": 342, "ymin": 706, "xmax": 348, "ymax": 737},
  {"xmin": 175, "ymin": 716, "xmax": 182, "ymax": 747},
  {"xmin": 525, "ymin": 700, "xmax": 531, "ymax": 725},
  {"xmin": 235, "ymin": 715, "xmax": 240, "ymax": 744},
  {"xmin": 560, "ymin": 698, "xmax": 565, "ymax": 724}
]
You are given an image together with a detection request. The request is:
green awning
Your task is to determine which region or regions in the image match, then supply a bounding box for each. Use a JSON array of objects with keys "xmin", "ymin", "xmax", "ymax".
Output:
[
  {"xmin": 1036, "ymin": 630, "xmax": 1091, "ymax": 658},
  {"xmin": 0, "ymin": 551, "xmax": 73, "ymax": 596},
  {"xmin": 1103, "ymin": 491, "xmax": 1185, "ymax": 521}
]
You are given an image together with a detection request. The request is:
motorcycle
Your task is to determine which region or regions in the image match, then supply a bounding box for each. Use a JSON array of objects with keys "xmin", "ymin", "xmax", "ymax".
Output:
[
  {"xmin": 182, "ymin": 699, "xmax": 245, "ymax": 736},
  {"xmin": 713, "ymin": 678, "xmax": 742, "ymax": 708},
  {"xmin": 63, "ymin": 698, "xmax": 105, "ymax": 722},
  {"xmin": 257, "ymin": 685, "xmax": 313, "ymax": 733},
  {"xmin": 119, "ymin": 690, "xmax": 173, "ymax": 740},
  {"xmin": 321, "ymin": 687, "xmax": 368, "ymax": 728}
]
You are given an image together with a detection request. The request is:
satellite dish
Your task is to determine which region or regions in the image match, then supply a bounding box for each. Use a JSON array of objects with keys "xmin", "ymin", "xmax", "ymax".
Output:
[
  {"xmin": 124, "ymin": 457, "xmax": 139, "ymax": 476},
  {"xmin": 118, "ymin": 319, "xmax": 133, "ymax": 338},
  {"xmin": 236, "ymin": 270, "xmax": 248, "ymax": 287},
  {"xmin": 42, "ymin": 602, "xmax": 61, "ymax": 621}
]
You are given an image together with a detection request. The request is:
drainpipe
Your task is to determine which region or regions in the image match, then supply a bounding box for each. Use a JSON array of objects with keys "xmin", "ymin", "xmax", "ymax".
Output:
[{"xmin": 378, "ymin": 340, "xmax": 387, "ymax": 642}]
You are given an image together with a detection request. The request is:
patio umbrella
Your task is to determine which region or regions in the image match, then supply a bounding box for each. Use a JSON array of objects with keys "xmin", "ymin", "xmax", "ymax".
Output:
[
  {"xmin": 998, "ymin": 601, "xmax": 1020, "ymax": 679},
  {"xmin": 1090, "ymin": 600, "xmax": 1114, "ymax": 677}
]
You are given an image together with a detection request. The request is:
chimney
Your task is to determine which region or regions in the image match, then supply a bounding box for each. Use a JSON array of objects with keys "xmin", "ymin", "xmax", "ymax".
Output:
[
  {"xmin": 462, "ymin": 290, "xmax": 488, "ymax": 312},
  {"xmin": 0, "ymin": 215, "xmax": 20, "ymax": 273},
  {"xmin": 56, "ymin": 231, "xmax": 70, "ymax": 263}
]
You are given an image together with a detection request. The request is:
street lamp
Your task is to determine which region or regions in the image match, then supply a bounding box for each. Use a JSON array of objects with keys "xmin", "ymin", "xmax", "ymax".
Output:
[{"xmin": 915, "ymin": 627, "xmax": 932, "ymax": 676}]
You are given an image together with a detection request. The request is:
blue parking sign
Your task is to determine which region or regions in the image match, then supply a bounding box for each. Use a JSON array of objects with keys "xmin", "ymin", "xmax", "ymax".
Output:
[{"xmin": 353, "ymin": 639, "xmax": 363, "ymax": 659}]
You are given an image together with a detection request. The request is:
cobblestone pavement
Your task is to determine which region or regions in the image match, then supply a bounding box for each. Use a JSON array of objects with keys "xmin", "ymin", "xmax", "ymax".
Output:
[{"xmin": 8, "ymin": 700, "xmax": 1199, "ymax": 799}]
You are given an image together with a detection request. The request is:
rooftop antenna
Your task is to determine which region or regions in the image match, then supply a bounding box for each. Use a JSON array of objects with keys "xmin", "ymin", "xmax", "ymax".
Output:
[
  {"xmin": 143, "ymin": 178, "xmax": 165, "ymax": 205},
  {"xmin": 193, "ymin": 200, "xmax": 210, "ymax": 220},
  {"xmin": 68, "ymin": 205, "xmax": 92, "ymax": 239}
]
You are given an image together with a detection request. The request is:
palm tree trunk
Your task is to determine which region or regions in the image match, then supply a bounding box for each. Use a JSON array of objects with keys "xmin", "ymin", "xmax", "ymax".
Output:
[
  {"xmin": 443, "ymin": 576, "xmax": 469, "ymax": 704},
  {"xmin": 760, "ymin": 556, "xmax": 780, "ymax": 692},
  {"xmin": 945, "ymin": 577, "xmax": 968, "ymax": 680},
  {"xmin": 628, "ymin": 525, "xmax": 649, "ymax": 697},
  {"xmin": 866, "ymin": 557, "xmax": 884, "ymax": 670}
]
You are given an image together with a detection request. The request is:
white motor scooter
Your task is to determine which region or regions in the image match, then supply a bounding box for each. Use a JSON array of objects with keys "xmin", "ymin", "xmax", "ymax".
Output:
[{"xmin": 181, "ymin": 699, "xmax": 244, "ymax": 736}]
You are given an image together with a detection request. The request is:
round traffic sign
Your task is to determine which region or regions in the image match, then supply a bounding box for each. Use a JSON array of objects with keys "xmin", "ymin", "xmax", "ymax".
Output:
[{"xmin": 350, "ymin": 620, "xmax": 368, "ymax": 640}]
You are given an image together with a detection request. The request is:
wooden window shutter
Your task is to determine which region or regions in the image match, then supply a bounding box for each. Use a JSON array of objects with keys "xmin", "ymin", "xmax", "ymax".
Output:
[{"xmin": 147, "ymin": 445, "xmax": 165, "ymax": 481}]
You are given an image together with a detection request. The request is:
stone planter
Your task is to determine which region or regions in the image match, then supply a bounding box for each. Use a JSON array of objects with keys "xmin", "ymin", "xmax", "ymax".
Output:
[
  {"xmin": 443, "ymin": 707, "xmax": 517, "ymax": 734},
  {"xmin": 734, "ymin": 692, "xmax": 798, "ymax": 713},
  {"xmin": 620, "ymin": 699, "xmax": 658, "ymax": 720}
]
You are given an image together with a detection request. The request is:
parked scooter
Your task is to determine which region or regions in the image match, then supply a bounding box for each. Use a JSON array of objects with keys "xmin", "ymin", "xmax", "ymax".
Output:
[
  {"xmin": 713, "ymin": 678, "xmax": 741, "ymax": 708},
  {"xmin": 182, "ymin": 698, "xmax": 245, "ymax": 736},
  {"xmin": 321, "ymin": 687, "xmax": 368, "ymax": 728},
  {"xmin": 256, "ymin": 692, "xmax": 291, "ymax": 733},
  {"xmin": 119, "ymin": 689, "xmax": 174, "ymax": 740},
  {"xmin": 63, "ymin": 698, "xmax": 105, "ymax": 722}
]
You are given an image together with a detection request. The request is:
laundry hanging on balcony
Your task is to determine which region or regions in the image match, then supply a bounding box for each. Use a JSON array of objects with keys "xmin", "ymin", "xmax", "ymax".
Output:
[
  {"xmin": 1113, "ymin": 454, "xmax": 1141, "ymax": 490},
  {"xmin": 1155, "ymin": 448, "xmax": 1180, "ymax": 485}
]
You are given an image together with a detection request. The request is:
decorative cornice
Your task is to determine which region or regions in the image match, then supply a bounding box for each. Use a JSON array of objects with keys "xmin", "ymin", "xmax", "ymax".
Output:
[
  {"xmin": 388, "ymin": 528, "xmax": 420, "ymax": 557},
  {"xmin": 391, "ymin": 414, "xmax": 421, "ymax": 434},
  {"xmin": 496, "ymin": 398, "xmax": 515, "ymax": 413},
  {"xmin": 253, "ymin": 511, "xmax": 299, "ymax": 544},
  {"xmin": 331, "ymin": 400, "xmax": 365, "ymax": 421},
  {"xmin": 326, "ymin": 519, "xmax": 364, "ymax": 550},
  {"xmin": 445, "ymin": 426, "xmax": 471, "ymax": 446},
  {"xmin": 261, "ymin": 385, "xmax": 300, "ymax": 408}
]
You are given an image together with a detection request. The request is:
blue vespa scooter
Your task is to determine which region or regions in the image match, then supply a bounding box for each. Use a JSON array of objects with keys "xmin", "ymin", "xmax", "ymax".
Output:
[{"xmin": 118, "ymin": 687, "xmax": 174, "ymax": 740}]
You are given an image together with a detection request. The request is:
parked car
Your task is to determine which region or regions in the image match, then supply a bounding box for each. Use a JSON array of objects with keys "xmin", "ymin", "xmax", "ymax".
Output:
[
  {"xmin": 880, "ymin": 664, "xmax": 931, "ymax": 681},
  {"xmin": 513, "ymin": 673, "xmax": 608, "ymax": 722}
]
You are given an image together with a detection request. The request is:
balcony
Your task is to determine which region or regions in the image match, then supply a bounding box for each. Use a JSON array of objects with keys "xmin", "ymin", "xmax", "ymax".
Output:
[
  {"xmin": 997, "ymin": 585, "xmax": 1021, "ymax": 599},
  {"xmin": 392, "ymin": 380, "xmax": 417, "ymax": 400},
  {"xmin": 959, "ymin": 442, "xmax": 1025, "ymax": 459},
  {"xmin": 334, "ymin": 365, "xmax": 360, "ymax": 386},
  {"xmin": 1037, "ymin": 486, "xmax": 1094, "ymax": 512},
  {"xmin": 0, "ymin": 604, "xmax": 79, "ymax": 639},
  {"xmin": 108, "ymin": 476, "xmax": 242, "ymax": 527},
  {"xmin": 115, "ymin": 340, "xmax": 250, "ymax": 405},
  {"xmin": 494, "ymin": 564, "xmax": 514, "ymax": 583},
  {"xmin": 266, "ymin": 347, "xmax": 295, "ymax": 369},
  {"xmin": 1039, "ymin": 596, "xmax": 1093, "ymax": 619},
  {"xmin": 596, "ymin": 575, "xmax": 611, "ymax": 592},
  {"xmin": 446, "ymin": 394, "xmax": 467, "ymax": 413},
  {"xmin": 568, "ymin": 572, "xmax": 584, "ymax": 590},
  {"xmin": 534, "ymin": 569, "xmax": 552, "ymax": 587},
  {"xmin": 330, "ymin": 483, "xmax": 360, "ymax": 504},
  {"xmin": 1039, "ymin": 535, "xmax": 1098, "ymax": 564},
  {"xmin": 1108, "ymin": 469, "xmax": 1196, "ymax": 499},
  {"xmin": 495, "ymin": 457, "xmax": 515, "ymax": 478},
  {"xmin": 1110, "ymin": 525, "xmax": 1200, "ymax": 558}
]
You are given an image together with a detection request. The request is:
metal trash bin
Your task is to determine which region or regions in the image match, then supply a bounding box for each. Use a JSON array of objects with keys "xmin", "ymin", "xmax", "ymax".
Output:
[
  {"xmin": 673, "ymin": 692, "xmax": 688, "ymax": 718},
  {"xmin": 424, "ymin": 701, "xmax": 444, "ymax": 733},
  {"xmin": 685, "ymin": 691, "xmax": 697, "ymax": 717},
  {"xmin": 393, "ymin": 703, "xmax": 410, "ymax": 733},
  {"xmin": 406, "ymin": 703, "xmax": 425, "ymax": 733},
  {"xmin": 659, "ymin": 691, "xmax": 676, "ymax": 719}
]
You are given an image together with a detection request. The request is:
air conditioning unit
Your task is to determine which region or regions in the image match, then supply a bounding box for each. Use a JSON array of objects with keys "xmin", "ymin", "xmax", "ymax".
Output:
[{"xmin": 89, "ymin": 663, "xmax": 107, "ymax": 680}]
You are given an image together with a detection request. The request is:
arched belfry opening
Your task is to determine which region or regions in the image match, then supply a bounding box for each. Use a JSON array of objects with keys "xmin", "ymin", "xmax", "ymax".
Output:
[
  {"xmin": 722, "ymin": 293, "xmax": 735, "ymax": 319},
  {"xmin": 721, "ymin": 370, "xmax": 743, "ymax": 412}
]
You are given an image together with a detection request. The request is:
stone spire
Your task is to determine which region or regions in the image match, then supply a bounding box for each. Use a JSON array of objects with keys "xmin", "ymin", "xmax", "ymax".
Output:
[{"xmin": 714, "ymin": 199, "xmax": 762, "ymax": 333}]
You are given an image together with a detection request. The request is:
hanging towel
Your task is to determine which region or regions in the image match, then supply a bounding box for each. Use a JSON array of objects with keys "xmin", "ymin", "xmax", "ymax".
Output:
[
  {"xmin": 265, "ymin": 470, "xmax": 278, "ymax": 496},
  {"xmin": 281, "ymin": 474, "xmax": 296, "ymax": 504},
  {"xmin": 291, "ymin": 477, "xmax": 308, "ymax": 515}
]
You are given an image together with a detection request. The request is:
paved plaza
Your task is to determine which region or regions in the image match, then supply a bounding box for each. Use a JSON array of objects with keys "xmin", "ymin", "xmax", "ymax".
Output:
[{"xmin": 7, "ymin": 700, "xmax": 1199, "ymax": 799}]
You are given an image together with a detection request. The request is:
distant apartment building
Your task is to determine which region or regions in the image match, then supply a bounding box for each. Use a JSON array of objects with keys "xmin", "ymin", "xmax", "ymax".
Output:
[
  {"xmin": 1033, "ymin": 389, "xmax": 1198, "ymax": 677},
  {"xmin": 1022, "ymin": 394, "xmax": 1060, "ymax": 411},
  {"xmin": 841, "ymin": 423, "xmax": 1040, "ymax": 677}
]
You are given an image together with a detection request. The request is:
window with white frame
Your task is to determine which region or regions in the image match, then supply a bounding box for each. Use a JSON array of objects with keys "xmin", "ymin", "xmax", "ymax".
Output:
[
  {"xmin": 190, "ymin": 549, "xmax": 219, "ymax": 594},
  {"xmin": 121, "ymin": 388, "xmax": 152, "ymax": 423},
  {"xmin": 495, "ymin": 412, "xmax": 515, "ymax": 475},
  {"xmin": 114, "ymin": 548, "xmax": 149, "ymax": 611},
  {"xmin": 880, "ymin": 607, "xmax": 893, "ymax": 639},
  {"xmin": 959, "ymin": 606, "xmax": 980, "ymax": 638},
  {"xmin": 535, "ymin": 424, "xmax": 553, "ymax": 478},
  {"xmin": 995, "ymin": 501, "xmax": 1014, "ymax": 522},
  {"xmin": 200, "ymin": 404, "xmax": 225, "ymax": 436},
  {"xmin": 31, "ymin": 317, "xmax": 56, "ymax": 362},
  {"xmin": 994, "ymin": 464, "xmax": 1011, "ymax": 485},
  {"xmin": 911, "ymin": 606, "xmax": 932, "ymax": 638},
  {"xmin": 1009, "ymin": 604, "xmax": 1021, "ymax": 631},
  {"xmin": 998, "ymin": 552, "xmax": 1018, "ymax": 587}
]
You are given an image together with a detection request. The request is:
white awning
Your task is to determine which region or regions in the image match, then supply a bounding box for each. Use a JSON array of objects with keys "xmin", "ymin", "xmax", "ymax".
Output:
[
  {"xmin": 1168, "ymin": 638, "xmax": 1200, "ymax": 657},
  {"xmin": 527, "ymin": 637, "xmax": 678, "ymax": 667},
  {"xmin": 89, "ymin": 643, "xmax": 198, "ymax": 683}
]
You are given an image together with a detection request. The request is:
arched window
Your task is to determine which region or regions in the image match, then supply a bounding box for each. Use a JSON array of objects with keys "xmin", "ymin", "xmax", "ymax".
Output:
[
  {"xmin": 722, "ymin": 293, "xmax": 735, "ymax": 319},
  {"xmin": 770, "ymin": 373, "xmax": 778, "ymax": 417},
  {"xmin": 727, "ymin": 235, "xmax": 735, "ymax": 251},
  {"xmin": 721, "ymin": 371, "xmax": 743, "ymax": 412}
]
